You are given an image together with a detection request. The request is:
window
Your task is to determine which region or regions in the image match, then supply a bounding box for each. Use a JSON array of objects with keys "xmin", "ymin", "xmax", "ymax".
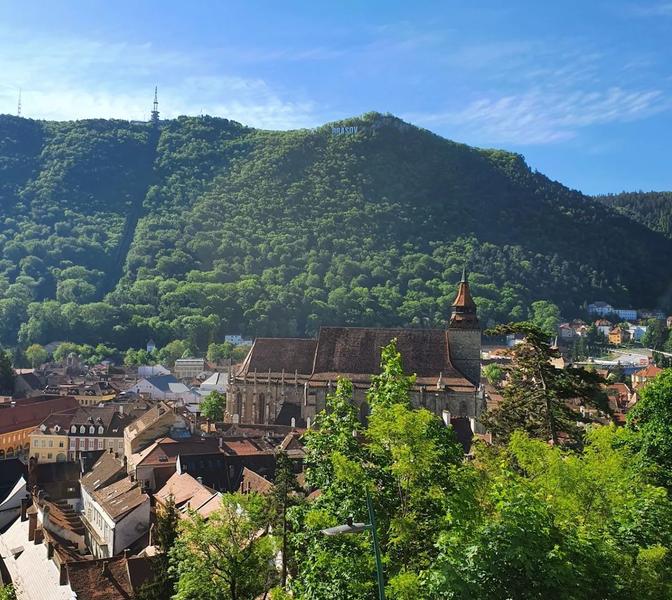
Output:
[
  {"xmin": 89, "ymin": 426, "xmax": 95, "ymax": 434},
  {"xmin": 71, "ymin": 426, "xmax": 76, "ymax": 433},
  {"xmin": 98, "ymin": 426, "xmax": 104, "ymax": 434},
  {"xmin": 59, "ymin": 441, "xmax": 64, "ymax": 448},
  {"xmin": 33, "ymin": 440, "xmax": 38, "ymax": 447},
  {"xmin": 47, "ymin": 453, "xmax": 52, "ymax": 459},
  {"xmin": 48, "ymin": 440, "xmax": 53, "ymax": 448},
  {"xmin": 79, "ymin": 426, "xmax": 85, "ymax": 434},
  {"xmin": 41, "ymin": 440, "xmax": 46, "ymax": 448}
]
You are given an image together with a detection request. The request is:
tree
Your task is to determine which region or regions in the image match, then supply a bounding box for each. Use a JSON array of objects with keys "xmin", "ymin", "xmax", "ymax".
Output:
[
  {"xmin": 207, "ymin": 341, "xmax": 234, "ymax": 363},
  {"xmin": 482, "ymin": 363, "xmax": 504, "ymax": 386},
  {"xmin": 171, "ymin": 493, "xmax": 276, "ymax": 600},
  {"xmin": 0, "ymin": 585, "xmax": 17, "ymax": 600},
  {"xmin": 481, "ymin": 323, "xmax": 607, "ymax": 446},
  {"xmin": 270, "ymin": 450, "xmax": 303, "ymax": 587},
  {"xmin": 53, "ymin": 342, "xmax": 81, "ymax": 363},
  {"xmin": 291, "ymin": 341, "xmax": 464, "ymax": 599},
  {"xmin": 627, "ymin": 368, "xmax": 672, "ymax": 489},
  {"xmin": 137, "ymin": 495, "xmax": 180, "ymax": 600},
  {"xmin": 157, "ymin": 340, "xmax": 188, "ymax": 367},
  {"xmin": 527, "ymin": 300, "xmax": 561, "ymax": 337},
  {"xmin": 642, "ymin": 319, "xmax": 669, "ymax": 350},
  {"xmin": 25, "ymin": 343, "xmax": 48, "ymax": 368},
  {"xmin": 200, "ymin": 391, "xmax": 226, "ymax": 421},
  {"xmin": 0, "ymin": 351, "xmax": 15, "ymax": 395}
]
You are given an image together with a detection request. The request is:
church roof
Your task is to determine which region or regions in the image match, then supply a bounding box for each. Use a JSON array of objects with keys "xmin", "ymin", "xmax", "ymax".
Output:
[
  {"xmin": 236, "ymin": 326, "xmax": 475, "ymax": 392},
  {"xmin": 237, "ymin": 337, "xmax": 317, "ymax": 376}
]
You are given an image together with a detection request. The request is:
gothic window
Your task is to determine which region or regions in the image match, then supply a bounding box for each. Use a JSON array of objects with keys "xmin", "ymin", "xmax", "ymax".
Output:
[{"xmin": 257, "ymin": 393, "xmax": 265, "ymax": 423}]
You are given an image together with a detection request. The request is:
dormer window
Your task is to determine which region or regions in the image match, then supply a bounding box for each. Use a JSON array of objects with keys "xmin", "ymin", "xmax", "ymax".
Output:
[
  {"xmin": 89, "ymin": 426, "xmax": 95, "ymax": 434},
  {"xmin": 98, "ymin": 426, "xmax": 104, "ymax": 434},
  {"xmin": 79, "ymin": 426, "xmax": 85, "ymax": 434},
  {"xmin": 71, "ymin": 425, "xmax": 76, "ymax": 433}
]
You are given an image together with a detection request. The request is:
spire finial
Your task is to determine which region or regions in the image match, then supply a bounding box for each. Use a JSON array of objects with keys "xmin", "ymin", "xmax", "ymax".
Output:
[{"xmin": 461, "ymin": 265, "xmax": 468, "ymax": 283}]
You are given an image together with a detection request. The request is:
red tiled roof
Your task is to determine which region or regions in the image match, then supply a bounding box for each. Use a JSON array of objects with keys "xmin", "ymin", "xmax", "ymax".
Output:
[
  {"xmin": 0, "ymin": 396, "xmax": 79, "ymax": 435},
  {"xmin": 66, "ymin": 555, "xmax": 154, "ymax": 599},
  {"xmin": 634, "ymin": 365, "xmax": 663, "ymax": 378},
  {"xmin": 237, "ymin": 338, "xmax": 317, "ymax": 376},
  {"xmin": 135, "ymin": 436, "xmax": 221, "ymax": 466}
]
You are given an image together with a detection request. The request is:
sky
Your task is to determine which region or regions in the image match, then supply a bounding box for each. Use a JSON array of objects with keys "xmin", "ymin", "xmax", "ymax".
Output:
[{"xmin": 0, "ymin": 0, "xmax": 671, "ymax": 194}]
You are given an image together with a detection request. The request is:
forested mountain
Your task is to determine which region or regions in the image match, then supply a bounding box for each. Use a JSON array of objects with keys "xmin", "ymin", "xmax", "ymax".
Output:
[
  {"xmin": 597, "ymin": 191, "xmax": 672, "ymax": 239},
  {"xmin": 1, "ymin": 111, "xmax": 671, "ymax": 351}
]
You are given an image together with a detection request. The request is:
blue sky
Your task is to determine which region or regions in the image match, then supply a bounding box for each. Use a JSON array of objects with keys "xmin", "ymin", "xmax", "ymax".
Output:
[{"xmin": 0, "ymin": 0, "xmax": 671, "ymax": 194}]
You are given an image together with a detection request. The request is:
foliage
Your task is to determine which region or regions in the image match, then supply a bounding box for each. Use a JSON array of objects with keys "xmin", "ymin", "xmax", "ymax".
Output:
[
  {"xmin": 1, "ymin": 114, "xmax": 671, "ymax": 350},
  {"xmin": 427, "ymin": 427, "xmax": 672, "ymax": 599},
  {"xmin": 291, "ymin": 340, "xmax": 464, "ymax": 599},
  {"xmin": 137, "ymin": 495, "xmax": 180, "ymax": 600},
  {"xmin": 627, "ymin": 368, "xmax": 672, "ymax": 489},
  {"xmin": 200, "ymin": 390, "xmax": 226, "ymax": 421},
  {"xmin": 171, "ymin": 492, "xmax": 276, "ymax": 600},
  {"xmin": 481, "ymin": 322, "xmax": 607, "ymax": 446},
  {"xmin": 0, "ymin": 585, "xmax": 16, "ymax": 600},
  {"xmin": 25, "ymin": 343, "xmax": 48, "ymax": 367},
  {"xmin": 482, "ymin": 363, "xmax": 504, "ymax": 386},
  {"xmin": 0, "ymin": 350, "xmax": 14, "ymax": 395},
  {"xmin": 527, "ymin": 300, "xmax": 561, "ymax": 336},
  {"xmin": 642, "ymin": 318, "xmax": 670, "ymax": 350}
]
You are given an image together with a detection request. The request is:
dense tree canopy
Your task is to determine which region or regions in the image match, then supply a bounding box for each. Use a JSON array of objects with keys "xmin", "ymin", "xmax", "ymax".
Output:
[{"xmin": 0, "ymin": 113, "xmax": 671, "ymax": 353}]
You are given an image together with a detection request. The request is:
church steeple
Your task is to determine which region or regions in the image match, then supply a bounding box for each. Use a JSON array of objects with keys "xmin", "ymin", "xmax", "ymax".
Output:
[{"xmin": 449, "ymin": 266, "xmax": 479, "ymax": 329}]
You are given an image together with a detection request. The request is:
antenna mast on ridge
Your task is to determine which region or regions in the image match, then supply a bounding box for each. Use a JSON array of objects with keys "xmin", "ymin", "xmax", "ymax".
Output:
[
  {"xmin": 17, "ymin": 89, "xmax": 22, "ymax": 117},
  {"xmin": 151, "ymin": 86, "xmax": 160, "ymax": 126}
]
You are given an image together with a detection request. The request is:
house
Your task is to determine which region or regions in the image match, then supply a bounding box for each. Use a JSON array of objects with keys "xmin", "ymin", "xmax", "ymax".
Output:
[
  {"xmin": 174, "ymin": 358, "xmax": 206, "ymax": 380},
  {"xmin": 13, "ymin": 371, "xmax": 44, "ymax": 398},
  {"xmin": 29, "ymin": 410, "xmax": 77, "ymax": 463},
  {"xmin": 667, "ymin": 316, "xmax": 672, "ymax": 329},
  {"xmin": 0, "ymin": 395, "xmax": 80, "ymax": 461},
  {"xmin": 605, "ymin": 383, "xmax": 633, "ymax": 414},
  {"xmin": 594, "ymin": 319, "xmax": 613, "ymax": 338},
  {"xmin": 200, "ymin": 372, "xmax": 229, "ymax": 394},
  {"xmin": 155, "ymin": 471, "xmax": 221, "ymax": 519},
  {"xmin": 28, "ymin": 460, "xmax": 83, "ymax": 507},
  {"xmin": 146, "ymin": 339, "xmax": 157, "ymax": 353},
  {"xmin": 130, "ymin": 436, "xmax": 222, "ymax": 491},
  {"xmin": 227, "ymin": 271, "xmax": 482, "ymax": 427},
  {"xmin": 608, "ymin": 327, "xmax": 629, "ymax": 346},
  {"xmin": 137, "ymin": 364, "xmax": 171, "ymax": 379},
  {"xmin": 224, "ymin": 335, "xmax": 253, "ymax": 346},
  {"xmin": 80, "ymin": 451, "xmax": 150, "ymax": 558},
  {"xmin": 123, "ymin": 401, "xmax": 189, "ymax": 467},
  {"xmin": 128, "ymin": 374, "xmax": 195, "ymax": 403},
  {"xmin": 558, "ymin": 323, "xmax": 577, "ymax": 340},
  {"xmin": 627, "ymin": 325, "xmax": 647, "ymax": 343},
  {"xmin": 239, "ymin": 467, "xmax": 273, "ymax": 495},
  {"xmin": 588, "ymin": 301, "xmax": 614, "ymax": 317},
  {"xmin": 631, "ymin": 364, "xmax": 663, "ymax": 388}
]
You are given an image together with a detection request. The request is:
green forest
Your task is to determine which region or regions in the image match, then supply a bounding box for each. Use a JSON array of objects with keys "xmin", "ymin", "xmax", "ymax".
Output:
[
  {"xmin": 597, "ymin": 191, "xmax": 672, "ymax": 239},
  {"xmin": 1, "ymin": 111, "xmax": 671, "ymax": 353}
]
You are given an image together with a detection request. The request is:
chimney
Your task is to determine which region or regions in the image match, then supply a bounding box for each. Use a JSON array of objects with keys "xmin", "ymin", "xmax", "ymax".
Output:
[
  {"xmin": 118, "ymin": 404, "xmax": 124, "ymax": 416},
  {"xmin": 197, "ymin": 476, "xmax": 203, "ymax": 485},
  {"xmin": 101, "ymin": 561, "xmax": 110, "ymax": 576},
  {"xmin": 59, "ymin": 563, "xmax": 68, "ymax": 586},
  {"xmin": 21, "ymin": 495, "xmax": 30, "ymax": 522},
  {"xmin": 34, "ymin": 528, "xmax": 44, "ymax": 545},
  {"xmin": 47, "ymin": 541, "xmax": 54, "ymax": 559},
  {"xmin": 123, "ymin": 548, "xmax": 131, "ymax": 558}
]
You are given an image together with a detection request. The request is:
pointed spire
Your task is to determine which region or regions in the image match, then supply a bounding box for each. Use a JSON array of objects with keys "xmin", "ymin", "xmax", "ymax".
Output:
[{"xmin": 449, "ymin": 265, "xmax": 479, "ymax": 329}]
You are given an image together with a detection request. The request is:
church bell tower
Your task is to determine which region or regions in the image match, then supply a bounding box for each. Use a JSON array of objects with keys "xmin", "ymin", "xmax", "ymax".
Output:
[{"xmin": 447, "ymin": 267, "xmax": 481, "ymax": 385}]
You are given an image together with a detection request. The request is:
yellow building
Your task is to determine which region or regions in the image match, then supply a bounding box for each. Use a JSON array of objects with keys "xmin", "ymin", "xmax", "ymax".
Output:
[
  {"xmin": 0, "ymin": 396, "xmax": 79, "ymax": 461},
  {"xmin": 28, "ymin": 411, "xmax": 75, "ymax": 463}
]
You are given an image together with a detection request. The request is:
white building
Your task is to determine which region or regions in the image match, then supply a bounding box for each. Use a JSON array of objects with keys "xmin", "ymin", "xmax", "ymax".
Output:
[
  {"xmin": 628, "ymin": 325, "xmax": 648, "ymax": 342},
  {"xmin": 129, "ymin": 375, "xmax": 196, "ymax": 403},
  {"xmin": 224, "ymin": 335, "xmax": 253, "ymax": 346},
  {"xmin": 200, "ymin": 372, "xmax": 229, "ymax": 394},
  {"xmin": 80, "ymin": 451, "xmax": 150, "ymax": 558},
  {"xmin": 137, "ymin": 364, "xmax": 170, "ymax": 379},
  {"xmin": 0, "ymin": 475, "xmax": 26, "ymax": 530}
]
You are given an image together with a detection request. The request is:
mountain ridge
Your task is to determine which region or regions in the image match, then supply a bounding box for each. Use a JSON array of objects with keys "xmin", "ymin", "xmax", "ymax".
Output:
[{"xmin": 0, "ymin": 111, "xmax": 670, "ymax": 351}]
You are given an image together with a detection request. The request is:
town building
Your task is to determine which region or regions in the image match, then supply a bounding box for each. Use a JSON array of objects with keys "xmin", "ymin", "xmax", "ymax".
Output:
[
  {"xmin": 155, "ymin": 471, "xmax": 221, "ymax": 519},
  {"xmin": 174, "ymin": 358, "xmax": 206, "ymax": 380},
  {"xmin": 80, "ymin": 451, "xmax": 150, "ymax": 558},
  {"xmin": 608, "ymin": 327, "xmax": 629, "ymax": 346},
  {"xmin": 0, "ymin": 395, "xmax": 79, "ymax": 461},
  {"xmin": 594, "ymin": 319, "xmax": 613, "ymax": 338},
  {"xmin": 123, "ymin": 401, "xmax": 189, "ymax": 469},
  {"xmin": 225, "ymin": 270, "xmax": 483, "ymax": 427},
  {"xmin": 631, "ymin": 364, "xmax": 663, "ymax": 389},
  {"xmin": 128, "ymin": 374, "xmax": 195, "ymax": 403}
]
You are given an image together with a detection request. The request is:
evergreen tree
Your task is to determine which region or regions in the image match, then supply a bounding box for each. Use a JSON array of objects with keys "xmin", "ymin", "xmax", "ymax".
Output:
[
  {"xmin": 481, "ymin": 323, "xmax": 607, "ymax": 446},
  {"xmin": 0, "ymin": 351, "xmax": 15, "ymax": 395}
]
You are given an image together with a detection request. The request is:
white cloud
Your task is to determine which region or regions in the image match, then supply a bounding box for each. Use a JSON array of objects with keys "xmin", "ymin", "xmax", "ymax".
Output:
[
  {"xmin": 409, "ymin": 87, "xmax": 667, "ymax": 145},
  {"xmin": 0, "ymin": 28, "xmax": 321, "ymax": 129}
]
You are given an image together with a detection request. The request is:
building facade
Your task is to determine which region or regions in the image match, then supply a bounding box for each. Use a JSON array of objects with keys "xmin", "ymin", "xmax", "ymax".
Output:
[{"xmin": 226, "ymin": 270, "xmax": 483, "ymax": 427}]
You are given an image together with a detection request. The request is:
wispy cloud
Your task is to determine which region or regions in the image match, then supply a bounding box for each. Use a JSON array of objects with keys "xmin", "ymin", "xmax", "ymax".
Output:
[
  {"xmin": 410, "ymin": 87, "xmax": 667, "ymax": 145},
  {"xmin": 0, "ymin": 28, "xmax": 322, "ymax": 128}
]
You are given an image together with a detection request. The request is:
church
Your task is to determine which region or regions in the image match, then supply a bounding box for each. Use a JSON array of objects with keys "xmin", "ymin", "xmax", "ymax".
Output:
[{"xmin": 225, "ymin": 270, "xmax": 483, "ymax": 427}]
